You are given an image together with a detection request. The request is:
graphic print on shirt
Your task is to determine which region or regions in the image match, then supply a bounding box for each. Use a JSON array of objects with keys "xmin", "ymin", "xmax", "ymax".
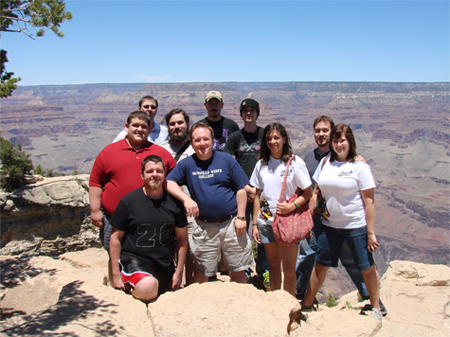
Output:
[
  {"xmin": 279, "ymin": 166, "xmax": 294, "ymax": 179},
  {"xmin": 135, "ymin": 223, "xmax": 173, "ymax": 247},
  {"xmin": 239, "ymin": 140, "xmax": 261, "ymax": 154},
  {"xmin": 338, "ymin": 170, "xmax": 354, "ymax": 178},
  {"xmin": 191, "ymin": 168, "xmax": 223, "ymax": 179}
]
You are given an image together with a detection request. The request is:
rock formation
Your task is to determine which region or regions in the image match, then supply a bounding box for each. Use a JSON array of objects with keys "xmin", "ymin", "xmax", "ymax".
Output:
[{"xmin": 1, "ymin": 248, "xmax": 448, "ymax": 336}]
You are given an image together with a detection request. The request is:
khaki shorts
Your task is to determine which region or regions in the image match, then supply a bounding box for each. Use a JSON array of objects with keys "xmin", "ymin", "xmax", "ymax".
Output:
[{"xmin": 190, "ymin": 217, "xmax": 254, "ymax": 277}]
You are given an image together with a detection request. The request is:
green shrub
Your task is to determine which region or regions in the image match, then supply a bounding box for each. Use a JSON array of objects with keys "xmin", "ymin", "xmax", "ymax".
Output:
[
  {"xmin": 324, "ymin": 293, "xmax": 338, "ymax": 308},
  {"xmin": 0, "ymin": 136, "xmax": 34, "ymax": 191}
]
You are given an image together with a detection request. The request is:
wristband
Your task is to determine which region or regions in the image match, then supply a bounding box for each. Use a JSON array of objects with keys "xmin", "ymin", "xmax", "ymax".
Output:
[
  {"xmin": 236, "ymin": 216, "xmax": 246, "ymax": 221},
  {"xmin": 293, "ymin": 201, "xmax": 300, "ymax": 209}
]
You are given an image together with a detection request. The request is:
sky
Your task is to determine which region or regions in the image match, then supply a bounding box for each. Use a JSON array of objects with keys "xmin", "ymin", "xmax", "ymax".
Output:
[{"xmin": 2, "ymin": 0, "xmax": 449, "ymax": 86}]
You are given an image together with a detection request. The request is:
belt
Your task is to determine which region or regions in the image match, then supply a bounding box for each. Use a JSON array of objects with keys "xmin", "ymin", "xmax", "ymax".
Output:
[{"xmin": 196, "ymin": 214, "xmax": 235, "ymax": 223}]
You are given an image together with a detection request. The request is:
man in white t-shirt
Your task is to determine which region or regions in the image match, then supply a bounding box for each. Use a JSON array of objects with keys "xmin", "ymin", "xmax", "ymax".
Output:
[{"xmin": 113, "ymin": 96, "xmax": 169, "ymax": 145}]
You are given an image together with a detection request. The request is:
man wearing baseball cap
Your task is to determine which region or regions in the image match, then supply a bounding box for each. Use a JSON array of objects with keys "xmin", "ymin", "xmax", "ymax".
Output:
[
  {"xmin": 225, "ymin": 98, "xmax": 270, "ymax": 290},
  {"xmin": 197, "ymin": 90, "xmax": 239, "ymax": 151}
]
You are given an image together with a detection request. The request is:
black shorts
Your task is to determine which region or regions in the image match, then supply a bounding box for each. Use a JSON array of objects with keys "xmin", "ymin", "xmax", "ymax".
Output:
[{"xmin": 119, "ymin": 253, "xmax": 174, "ymax": 295}]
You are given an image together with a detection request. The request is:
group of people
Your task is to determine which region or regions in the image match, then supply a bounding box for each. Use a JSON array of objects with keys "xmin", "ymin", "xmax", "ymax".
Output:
[{"xmin": 88, "ymin": 90, "xmax": 386, "ymax": 321}]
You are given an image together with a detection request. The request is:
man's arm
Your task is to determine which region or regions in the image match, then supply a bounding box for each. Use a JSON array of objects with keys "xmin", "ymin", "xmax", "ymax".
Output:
[
  {"xmin": 234, "ymin": 187, "xmax": 247, "ymax": 234},
  {"xmin": 245, "ymin": 184, "xmax": 256, "ymax": 203},
  {"xmin": 165, "ymin": 180, "xmax": 199, "ymax": 217},
  {"xmin": 171, "ymin": 226, "xmax": 188, "ymax": 290},
  {"xmin": 89, "ymin": 186, "xmax": 104, "ymax": 228},
  {"xmin": 109, "ymin": 227, "xmax": 126, "ymax": 290}
]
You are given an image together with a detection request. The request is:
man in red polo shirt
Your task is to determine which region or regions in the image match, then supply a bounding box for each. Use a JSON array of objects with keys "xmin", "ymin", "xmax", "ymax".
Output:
[{"xmin": 89, "ymin": 111, "xmax": 176, "ymax": 253}]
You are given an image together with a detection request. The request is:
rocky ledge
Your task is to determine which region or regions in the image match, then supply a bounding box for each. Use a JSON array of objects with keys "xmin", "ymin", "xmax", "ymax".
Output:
[{"xmin": 0, "ymin": 250, "xmax": 448, "ymax": 337}]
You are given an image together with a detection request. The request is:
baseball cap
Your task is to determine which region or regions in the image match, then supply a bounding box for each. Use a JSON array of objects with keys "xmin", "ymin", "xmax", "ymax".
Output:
[
  {"xmin": 205, "ymin": 91, "xmax": 223, "ymax": 102},
  {"xmin": 240, "ymin": 98, "xmax": 260, "ymax": 115}
]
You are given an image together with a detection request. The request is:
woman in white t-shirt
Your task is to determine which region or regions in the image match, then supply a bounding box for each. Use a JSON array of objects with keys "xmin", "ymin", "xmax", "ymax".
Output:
[
  {"xmin": 302, "ymin": 124, "xmax": 382, "ymax": 321},
  {"xmin": 250, "ymin": 122, "xmax": 312, "ymax": 296}
]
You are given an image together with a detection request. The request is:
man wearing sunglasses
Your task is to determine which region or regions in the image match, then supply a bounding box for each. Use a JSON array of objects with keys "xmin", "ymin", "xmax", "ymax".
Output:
[{"xmin": 113, "ymin": 96, "xmax": 169, "ymax": 145}]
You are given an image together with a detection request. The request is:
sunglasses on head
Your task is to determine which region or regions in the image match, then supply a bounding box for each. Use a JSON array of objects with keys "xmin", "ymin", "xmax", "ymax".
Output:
[{"xmin": 143, "ymin": 105, "xmax": 157, "ymax": 109}]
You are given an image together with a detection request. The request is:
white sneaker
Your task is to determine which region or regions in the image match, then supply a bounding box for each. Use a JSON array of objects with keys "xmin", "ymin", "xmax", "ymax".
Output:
[{"xmin": 371, "ymin": 308, "xmax": 383, "ymax": 321}]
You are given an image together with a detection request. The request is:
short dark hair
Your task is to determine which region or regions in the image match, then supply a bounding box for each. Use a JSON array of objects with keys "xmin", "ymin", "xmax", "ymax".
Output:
[
  {"xmin": 313, "ymin": 115, "xmax": 335, "ymax": 129},
  {"xmin": 330, "ymin": 124, "xmax": 357, "ymax": 163},
  {"xmin": 164, "ymin": 108, "xmax": 190, "ymax": 126},
  {"xmin": 258, "ymin": 122, "xmax": 292, "ymax": 165},
  {"xmin": 189, "ymin": 122, "xmax": 214, "ymax": 141},
  {"xmin": 141, "ymin": 155, "xmax": 165, "ymax": 175},
  {"xmin": 127, "ymin": 111, "xmax": 152, "ymax": 128},
  {"xmin": 139, "ymin": 96, "xmax": 158, "ymax": 108}
]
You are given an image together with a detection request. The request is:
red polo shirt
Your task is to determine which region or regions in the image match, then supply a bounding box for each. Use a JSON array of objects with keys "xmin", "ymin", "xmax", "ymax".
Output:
[{"xmin": 89, "ymin": 138, "xmax": 176, "ymax": 216}]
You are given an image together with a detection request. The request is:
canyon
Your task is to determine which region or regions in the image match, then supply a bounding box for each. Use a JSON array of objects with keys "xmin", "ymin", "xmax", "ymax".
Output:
[{"xmin": 1, "ymin": 82, "xmax": 449, "ymax": 296}]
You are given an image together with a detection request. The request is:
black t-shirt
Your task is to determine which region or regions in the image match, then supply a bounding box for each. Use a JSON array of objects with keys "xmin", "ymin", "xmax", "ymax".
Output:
[
  {"xmin": 197, "ymin": 116, "xmax": 239, "ymax": 152},
  {"xmin": 224, "ymin": 127, "xmax": 264, "ymax": 179},
  {"xmin": 110, "ymin": 188, "xmax": 187, "ymax": 271}
]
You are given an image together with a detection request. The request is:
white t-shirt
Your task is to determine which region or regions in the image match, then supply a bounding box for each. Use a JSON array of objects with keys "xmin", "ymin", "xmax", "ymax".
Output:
[
  {"xmin": 250, "ymin": 155, "xmax": 312, "ymax": 226},
  {"xmin": 313, "ymin": 159, "xmax": 376, "ymax": 229},
  {"xmin": 112, "ymin": 123, "xmax": 169, "ymax": 145}
]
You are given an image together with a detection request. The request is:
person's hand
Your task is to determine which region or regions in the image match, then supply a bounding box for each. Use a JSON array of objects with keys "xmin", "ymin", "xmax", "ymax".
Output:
[
  {"xmin": 355, "ymin": 155, "xmax": 366, "ymax": 163},
  {"xmin": 367, "ymin": 234, "xmax": 380, "ymax": 253},
  {"xmin": 276, "ymin": 201, "xmax": 296, "ymax": 215},
  {"xmin": 171, "ymin": 271, "xmax": 183, "ymax": 291},
  {"xmin": 111, "ymin": 273, "xmax": 125, "ymax": 291},
  {"xmin": 234, "ymin": 218, "xmax": 247, "ymax": 235},
  {"xmin": 91, "ymin": 210, "xmax": 104, "ymax": 228},
  {"xmin": 245, "ymin": 185, "xmax": 256, "ymax": 203},
  {"xmin": 184, "ymin": 200, "xmax": 199, "ymax": 218},
  {"xmin": 252, "ymin": 224, "xmax": 261, "ymax": 244}
]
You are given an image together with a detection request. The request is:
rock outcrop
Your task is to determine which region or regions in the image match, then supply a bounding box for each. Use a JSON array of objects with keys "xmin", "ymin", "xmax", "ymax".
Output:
[
  {"xmin": 0, "ymin": 175, "xmax": 99, "ymax": 255},
  {"xmin": 1, "ymin": 250, "xmax": 448, "ymax": 337}
]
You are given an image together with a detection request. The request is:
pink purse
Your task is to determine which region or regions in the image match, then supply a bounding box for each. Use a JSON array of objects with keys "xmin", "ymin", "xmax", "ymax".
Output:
[{"xmin": 272, "ymin": 157, "xmax": 313, "ymax": 245}]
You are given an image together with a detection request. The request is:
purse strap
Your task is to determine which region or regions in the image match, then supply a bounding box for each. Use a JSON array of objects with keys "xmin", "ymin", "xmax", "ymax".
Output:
[{"xmin": 278, "ymin": 156, "xmax": 295, "ymax": 203}]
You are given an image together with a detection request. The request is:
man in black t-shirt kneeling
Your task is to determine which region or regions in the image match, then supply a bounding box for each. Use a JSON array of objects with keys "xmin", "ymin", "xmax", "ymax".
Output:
[{"xmin": 109, "ymin": 155, "xmax": 188, "ymax": 302}]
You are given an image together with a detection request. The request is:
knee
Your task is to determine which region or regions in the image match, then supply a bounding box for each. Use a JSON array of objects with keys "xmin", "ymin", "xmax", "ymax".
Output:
[{"xmin": 132, "ymin": 277, "xmax": 159, "ymax": 302}]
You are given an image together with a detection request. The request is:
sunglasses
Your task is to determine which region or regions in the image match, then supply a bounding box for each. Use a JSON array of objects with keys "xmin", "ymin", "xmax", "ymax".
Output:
[{"xmin": 143, "ymin": 105, "xmax": 157, "ymax": 109}]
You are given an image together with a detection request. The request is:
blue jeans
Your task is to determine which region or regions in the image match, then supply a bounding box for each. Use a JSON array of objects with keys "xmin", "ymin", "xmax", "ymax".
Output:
[{"xmin": 295, "ymin": 215, "xmax": 369, "ymax": 300}]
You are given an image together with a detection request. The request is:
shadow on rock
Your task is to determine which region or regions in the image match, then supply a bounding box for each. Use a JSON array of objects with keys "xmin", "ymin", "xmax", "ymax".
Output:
[
  {"xmin": 0, "ymin": 255, "xmax": 57, "ymax": 289},
  {"xmin": 1, "ymin": 280, "xmax": 121, "ymax": 336}
]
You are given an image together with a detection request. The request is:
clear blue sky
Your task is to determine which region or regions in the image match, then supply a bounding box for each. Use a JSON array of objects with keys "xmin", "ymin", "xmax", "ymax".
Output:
[{"xmin": 2, "ymin": 0, "xmax": 449, "ymax": 85}]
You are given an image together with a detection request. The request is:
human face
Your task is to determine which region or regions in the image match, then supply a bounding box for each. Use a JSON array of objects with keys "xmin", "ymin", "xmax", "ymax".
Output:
[
  {"xmin": 168, "ymin": 113, "xmax": 188, "ymax": 144},
  {"xmin": 125, "ymin": 118, "xmax": 150, "ymax": 147},
  {"xmin": 141, "ymin": 161, "xmax": 165, "ymax": 191},
  {"xmin": 314, "ymin": 121, "xmax": 332, "ymax": 148},
  {"xmin": 332, "ymin": 135, "xmax": 350, "ymax": 161},
  {"xmin": 204, "ymin": 98, "xmax": 224, "ymax": 121},
  {"xmin": 191, "ymin": 127, "xmax": 213, "ymax": 160},
  {"xmin": 139, "ymin": 99, "xmax": 158, "ymax": 119},
  {"xmin": 266, "ymin": 129, "xmax": 286, "ymax": 159},
  {"xmin": 241, "ymin": 106, "xmax": 258, "ymax": 124}
]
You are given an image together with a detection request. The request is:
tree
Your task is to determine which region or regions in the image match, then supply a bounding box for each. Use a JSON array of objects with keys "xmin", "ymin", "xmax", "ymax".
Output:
[
  {"xmin": 0, "ymin": 0, "xmax": 72, "ymax": 97},
  {"xmin": 0, "ymin": 136, "xmax": 34, "ymax": 191}
]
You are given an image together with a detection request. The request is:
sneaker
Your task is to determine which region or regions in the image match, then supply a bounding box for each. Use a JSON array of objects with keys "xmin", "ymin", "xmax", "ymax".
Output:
[
  {"xmin": 261, "ymin": 271, "xmax": 270, "ymax": 290},
  {"xmin": 371, "ymin": 308, "xmax": 383, "ymax": 321},
  {"xmin": 379, "ymin": 299, "xmax": 388, "ymax": 317}
]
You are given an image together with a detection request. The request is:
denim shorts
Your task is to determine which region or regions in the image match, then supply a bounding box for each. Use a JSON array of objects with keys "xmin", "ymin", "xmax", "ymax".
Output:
[
  {"xmin": 315, "ymin": 225, "xmax": 374, "ymax": 271},
  {"xmin": 256, "ymin": 218, "xmax": 276, "ymax": 244}
]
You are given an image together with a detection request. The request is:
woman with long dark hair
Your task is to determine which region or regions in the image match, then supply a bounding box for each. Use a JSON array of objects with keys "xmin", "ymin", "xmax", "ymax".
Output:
[
  {"xmin": 302, "ymin": 124, "xmax": 382, "ymax": 321},
  {"xmin": 250, "ymin": 122, "xmax": 312, "ymax": 295}
]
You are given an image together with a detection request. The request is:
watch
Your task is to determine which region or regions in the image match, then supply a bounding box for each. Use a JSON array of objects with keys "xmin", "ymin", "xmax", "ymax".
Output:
[{"xmin": 236, "ymin": 216, "xmax": 246, "ymax": 221}]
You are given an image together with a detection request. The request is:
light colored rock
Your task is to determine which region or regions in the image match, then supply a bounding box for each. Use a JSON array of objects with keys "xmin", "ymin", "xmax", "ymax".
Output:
[
  {"xmin": 1, "ymin": 254, "xmax": 449, "ymax": 337},
  {"xmin": 8, "ymin": 174, "xmax": 90, "ymax": 207},
  {"xmin": 3, "ymin": 199, "xmax": 15, "ymax": 211}
]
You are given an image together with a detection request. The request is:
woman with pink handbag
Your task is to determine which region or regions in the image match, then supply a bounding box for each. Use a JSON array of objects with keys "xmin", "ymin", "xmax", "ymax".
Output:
[{"xmin": 250, "ymin": 122, "xmax": 312, "ymax": 296}]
